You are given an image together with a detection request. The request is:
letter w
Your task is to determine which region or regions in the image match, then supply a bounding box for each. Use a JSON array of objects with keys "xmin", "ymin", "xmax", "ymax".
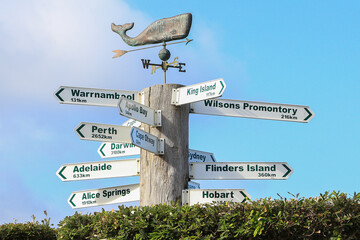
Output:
[{"xmin": 141, "ymin": 59, "xmax": 151, "ymax": 69}]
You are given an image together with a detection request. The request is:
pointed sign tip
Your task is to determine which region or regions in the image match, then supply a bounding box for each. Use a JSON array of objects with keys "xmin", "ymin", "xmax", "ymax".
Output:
[
  {"xmin": 304, "ymin": 108, "xmax": 314, "ymax": 122},
  {"xmin": 55, "ymin": 88, "xmax": 65, "ymax": 102}
]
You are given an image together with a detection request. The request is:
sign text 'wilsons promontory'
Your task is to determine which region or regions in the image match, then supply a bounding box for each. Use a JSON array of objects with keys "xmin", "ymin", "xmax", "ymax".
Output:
[
  {"xmin": 190, "ymin": 162, "xmax": 293, "ymax": 180},
  {"xmin": 68, "ymin": 184, "xmax": 140, "ymax": 209},
  {"xmin": 118, "ymin": 97, "xmax": 161, "ymax": 127},
  {"xmin": 171, "ymin": 79, "xmax": 226, "ymax": 106},
  {"xmin": 182, "ymin": 189, "xmax": 250, "ymax": 206},
  {"xmin": 57, "ymin": 159, "xmax": 140, "ymax": 181},
  {"xmin": 191, "ymin": 98, "xmax": 314, "ymax": 123},
  {"xmin": 54, "ymin": 86, "xmax": 140, "ymax": 107},
  {"xmin": 74, "ymin": 122, "xmax": 132, "ymax": 143}
]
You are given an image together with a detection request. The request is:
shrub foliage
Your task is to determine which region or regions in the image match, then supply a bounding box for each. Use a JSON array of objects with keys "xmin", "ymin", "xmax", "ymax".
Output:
[
  {"xmin": 57, "ymin": 191, "xmax": 360, "ymax": 239},
  {"xmin": 1, "ymin": 191, "xmax": 360, "ymax": 239},
  {"xmin": 0, "ymin": 212, "xmax": 56, "ymax": 240}
]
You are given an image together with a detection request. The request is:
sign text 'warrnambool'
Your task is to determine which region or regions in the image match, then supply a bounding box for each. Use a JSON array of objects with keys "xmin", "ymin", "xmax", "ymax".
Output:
[
  {"xmin": 57, "ymin": 159, "xmax": 140, "ymax": 181},
  {"xmin": 182, "ymin": 189, "xmax": 250, "ymax": 206},
  {"xmin": 171, "ymin": 78, "xmax": 226, "ymax": 106},
  {"xmin": 68, "ymin": 184, "xmax": 140, "ymax": 209},
  {"xmin": 74, "ymin": 122, "xmax": 132, "ymax": 143},
  {"xmin": 190, "ymin": 162, "xmax": 293, "ymax": 180},
  {"xmin": 190, "ymin": 98, "xmax": 314, "ymax": 123},
  {"xmin": 54, "ymin": 86, "xmax": 140, "ymax": 107}
]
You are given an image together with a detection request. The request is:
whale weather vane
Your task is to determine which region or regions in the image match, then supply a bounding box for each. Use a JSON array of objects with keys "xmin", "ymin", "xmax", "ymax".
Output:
[{"xmin": 111, "ymin": 13, "xmax": 193, "ymax": 83}]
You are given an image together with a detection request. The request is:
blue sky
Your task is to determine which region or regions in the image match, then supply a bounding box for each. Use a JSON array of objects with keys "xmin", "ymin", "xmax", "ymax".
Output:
[{"xmin": 1, "ymin": 0, "xmax": 360, "ymax": 225}]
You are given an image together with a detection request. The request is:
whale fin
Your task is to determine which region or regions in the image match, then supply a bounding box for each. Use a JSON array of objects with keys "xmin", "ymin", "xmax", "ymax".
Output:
[{"xmin": 111, "ymin": 22, "xmax": 134, "ymax": 35}]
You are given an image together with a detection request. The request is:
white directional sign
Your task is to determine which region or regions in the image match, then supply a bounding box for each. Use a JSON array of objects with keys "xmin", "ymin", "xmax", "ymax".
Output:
[
  {"xmin": 98, "ymin": 142, "xmax": 140, "ymax": 158},
  {"xmin": 122, "ymin": 119, "xmax": 142, "ymax": 128},
  {"xmin": 57, "ymin": 159, "xmax": 140, "ymax": 181},
  {"xmin": 68, "ymin": 184, "xmax": 140, "ymax": 209},
  {"xmin": 74, "ymin": 122, "xmax": 132, "ymax": 143},
  {"xmin": 188, "ymin": 181, "xmax": 200, "ymax": 189},
  {"xmin": 190, "ymin": 98, "xmax": 314, "ymax": 123},
  {"xmin": 171, "ymin": 78, "xmax": 226, "ymax": 106},
  {"xmin": 190, "ymin": 162, "xmax": 293, "ymax": 180},
  {"xmin": 182, "ymin": 189, "xmax": 250, "ymax": 206},
  {"xmin": 54, "ymin": 86, "xmax": 140, "ymax": 107},
  {"xmin": 118, "ymin": 97, "xmax": 161, "ymax": 127},
  {"xmin": 130, "ymin": 127, "xmax": 164, "ymax": 155},
  {"xmin": 189, "ymin": 149, "xmax": 216, "ymax": 163}
]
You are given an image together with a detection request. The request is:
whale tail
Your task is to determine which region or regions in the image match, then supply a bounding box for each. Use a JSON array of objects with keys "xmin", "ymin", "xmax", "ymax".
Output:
[{"xmin": 111, "ymin": 22, "xmax": 134, "ymax": 35}]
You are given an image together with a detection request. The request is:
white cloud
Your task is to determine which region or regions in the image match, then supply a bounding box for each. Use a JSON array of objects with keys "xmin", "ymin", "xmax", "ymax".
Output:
[{"xmin": 0, "ymin": 0, "xmax": 151, "ymax": 105}]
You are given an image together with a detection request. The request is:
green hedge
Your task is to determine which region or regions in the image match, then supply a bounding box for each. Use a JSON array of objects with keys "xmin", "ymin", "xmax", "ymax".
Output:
[
  {"xmin": 57, "ymin": 191, "xmax": 360, "ymax": 239},
  {"xmin": 0, "ymin": 212, "xmax": 56, "ymax": 240},
  {"xmin": 1, "ymin": 192, "xmax": 360, "ymax": 239}
]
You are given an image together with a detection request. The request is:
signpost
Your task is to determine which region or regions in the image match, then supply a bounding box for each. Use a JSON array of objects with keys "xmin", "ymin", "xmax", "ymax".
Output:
[
  {"xmin": 57, "ymin": 159, "xmax": 140, "ymax": 181},
  {"xmin": 182, "ymin": 189, "xmax": 250, "ymax": 206},
  {"xmin": 190, "ymin": 162, "xmax": 293, "ymax": 180},
  {"xmin": 130, "ymin": 127, "xmax": 164, "ymax": 155},
  {"xmin": 189, "ymin": 149, "xmax": 216, "ymax": 163},
  {"xmin": 55, "ymin": 14, "xmax": 313, "ymax": 208},
  {"xmin": 190, "ymin": 98, "xmax": 314, "ymax": 123},
  {"xmin": 171, "ymin": 78, "xmax": 226, "ymax": 106},
  {"xmin": 118, "ymin": 97, "xmax": 161, "ymax": 127},
  {"xmin": 98, "ymin": 142, "xmax": 140, "ymax": 158},
  {"xmin": 68, "ymin": 184, "xmax": 140, "ymax": 209},
  {"xmin": 74, "ymin": 122, "xmax": 132, "ymax": 143},
  {"xmin": 54, "ymin": 86, "xmax": 140, "ymax": 107}
]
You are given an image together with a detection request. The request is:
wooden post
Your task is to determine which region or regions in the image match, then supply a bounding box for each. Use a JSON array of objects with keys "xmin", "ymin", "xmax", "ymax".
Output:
[{"xmin": 140, "ymin": 84, "xmax": 189, "ymax": 206}]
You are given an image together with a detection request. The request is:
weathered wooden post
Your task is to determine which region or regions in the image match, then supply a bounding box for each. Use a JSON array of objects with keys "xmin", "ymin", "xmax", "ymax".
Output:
[
  {"xmin": 140, "ymin": 84, "xmax": 189, "ymax": 205},
  {"xmin": 112, "ymin": 13, "xmax": 193, "ymax": 205}
]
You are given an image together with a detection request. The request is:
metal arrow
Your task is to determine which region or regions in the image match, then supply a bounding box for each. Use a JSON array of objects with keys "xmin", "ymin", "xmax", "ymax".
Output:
[{"xmin": 112, "ymin": 38, "xmax": 193, "ymax": 58}]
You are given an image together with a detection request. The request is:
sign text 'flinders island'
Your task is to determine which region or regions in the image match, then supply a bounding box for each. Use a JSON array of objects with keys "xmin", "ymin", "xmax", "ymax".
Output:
[
  {"xmin": 190, "ymin": 162, "xmax": 293, "ymax": 180},
  {"xmin": 54, "ymin": 86, "xmax": 140, "ymax": 107}
]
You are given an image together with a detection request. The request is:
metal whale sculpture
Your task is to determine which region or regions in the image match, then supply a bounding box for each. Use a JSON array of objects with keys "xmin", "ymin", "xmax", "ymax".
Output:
[{"xmin": 111, "ymin": 13, "xmax": 192, "ymax": 47}]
